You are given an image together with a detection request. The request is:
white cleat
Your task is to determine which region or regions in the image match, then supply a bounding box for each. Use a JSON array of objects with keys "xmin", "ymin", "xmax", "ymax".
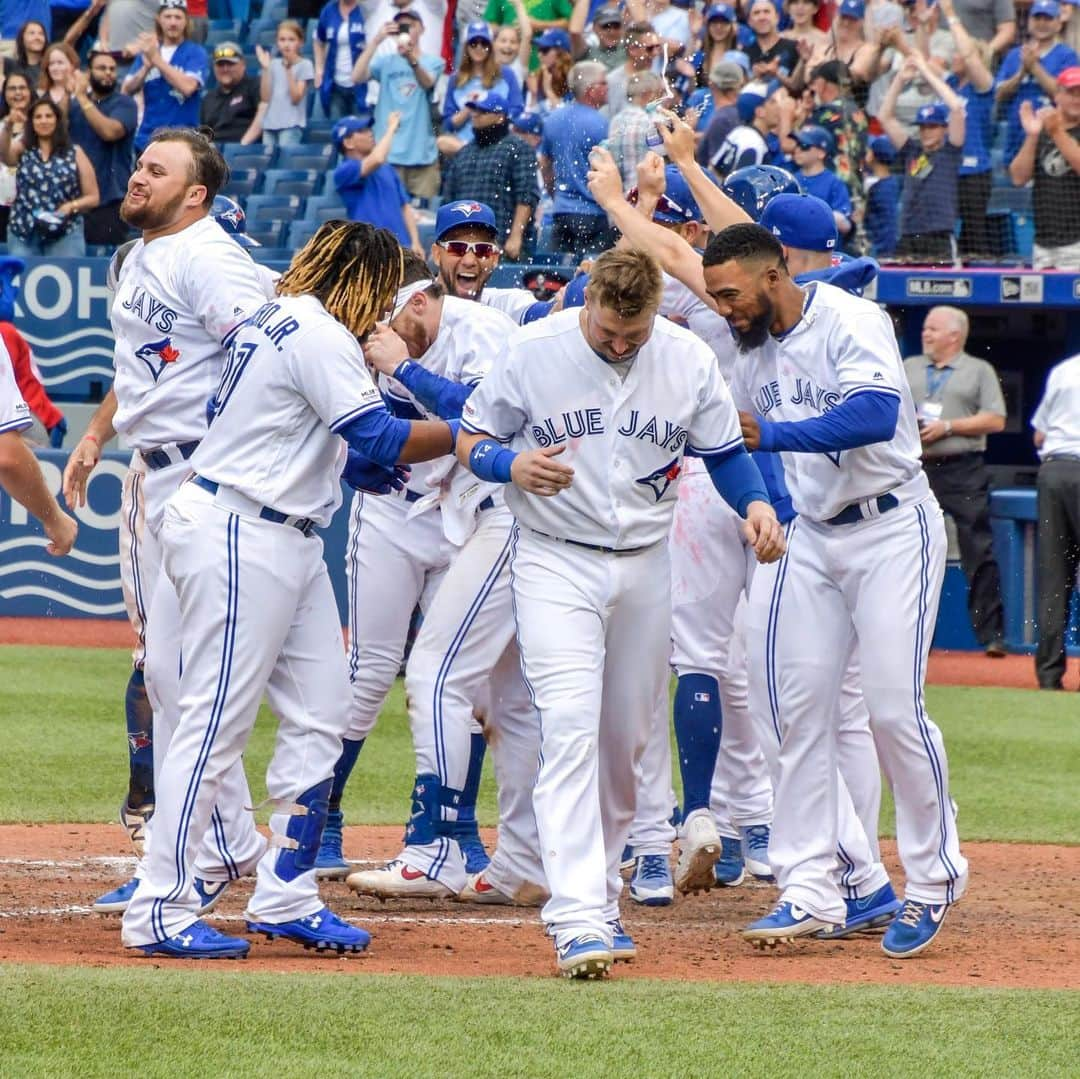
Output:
[
  {"xmin": 675, "ymin": 810, "xmax": 722, "ymax": 895},
  {"xmin": 456, "ymin": 871, "xmax": 513, "ymax": 905},
  {"xmin": 346, "ymin": 859, "xmax": 455, "ymax": 901}
]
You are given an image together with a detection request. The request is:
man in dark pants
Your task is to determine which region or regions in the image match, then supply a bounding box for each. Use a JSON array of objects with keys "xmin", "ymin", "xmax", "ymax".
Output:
[
  {"xmin": 904, "ymin": 305, "xmax": 1008, "ymax": 655},
  {"xmin": 1031, "ymin": 352, "xmax": 1080, "ymax": 690}
]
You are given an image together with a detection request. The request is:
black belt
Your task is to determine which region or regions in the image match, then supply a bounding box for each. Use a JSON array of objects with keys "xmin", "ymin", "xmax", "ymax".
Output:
[
  {"xmin": 401, "ymin": 489, "xmax": 494, "ymax": 512},
  {"xmin": 191, "ymin": 475, "xmax": 316, "ymax": 536},
  {"xmin": 531, "ymin": 529, "xmax": 649, "ymax": 555},
  {"xmin": 824, "ymin": 492, "xmax": 900, "ymax": 527},
  {"xmin": 923, "ymin": 452, "xmax": 983, "ymax": 466},
  {"xmin": 143, "ymin": 440, "xmax": 200, "ymax": 471}
]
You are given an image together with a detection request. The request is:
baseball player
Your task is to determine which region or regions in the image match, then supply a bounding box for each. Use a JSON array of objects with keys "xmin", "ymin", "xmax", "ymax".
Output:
[
  {"xmin": 590, "ymin": 149, "xmax": 899, "ymax": 931},
  {"xmin": 121, "ymin": 221, "xmax": 458, "ymax": 959},
  {"xmin": 457, "ymin": 248, "xmax": 784, "ymax": 979},
  {"xmin": 0, "ymin": 343, "xmax": 77, "ymax": 554},
  {"xmin": 704, "ymin": 223, "xmax": 967, "ymax": 956},
  {"xmin": 64, "ymin": 130, "xmax": 273, "ymax": 917},
  {"xmin": 313, "ymin": 236, "xmax": 521, "ymax": 887},
  {"xmin": 344, "ymin": 252, "xmax": 548, "ymax": 906}
]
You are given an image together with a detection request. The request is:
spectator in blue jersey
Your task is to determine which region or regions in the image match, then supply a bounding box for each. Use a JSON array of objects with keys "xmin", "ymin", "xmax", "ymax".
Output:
[
  {"xmin": 352, "ymin": 10, "xmax": 444, "ymax": 199},
  {"xmin": 880, "ymin": 53, "xmax": 966, "ymax": 264},
  {"xmin": 709, "ymin": 77, "xmax": 782, "ymax": 178},
  {"xmin": 940, "ymin": 0, "xmax": 995, "ymax": 257},
  {"xmin": 1, "ymin": 4, "xmax": 51, "ymax": 48},
  {"xmin": 538, "ymin": 59, "xmax": 613, "ymax": 253},
  {"xmin": 314, "ymin": 0, "xmax": 368, "ymax": 120},
  {"xmin": 791, "ymin": 124, "xmax": 853, "ymax": 244},
  {"xmin": 995, "ymin": 0, "xmax": 1078, "ymax": 165},
  {"xmin": 122, "ymin": 0, "xmax": 208, "ymax": 151},
  {"xmin": 441, "ymin": 21, "xmax": 524, "ymax": 154},
  {"xmin": 862, "ymin": 135, "xmax": 900, "ymax": 258},
  {"xmin": 333, "ymin": 113, "xmax": 425, "ymax": 255},
  {"xmin": 696, "ymin": 60, "xmax": 745, "ymax": 167}
]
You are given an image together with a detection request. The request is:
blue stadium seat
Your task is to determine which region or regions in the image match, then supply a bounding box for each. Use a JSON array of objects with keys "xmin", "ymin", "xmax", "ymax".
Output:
[
  {"xmin": 248, "ymin": 221, "xmax": 289, "ymax": 247},
  {"xmin": 250, "ymin": 246, "xmax": 294, "ymax": 265},
  {"xmin": 263, "ymin": 168, "xmax": 324, "ymax": 196},
  {"xmin": 304, "ymin": 192, "xmax": 346, "ymax": 219},
  {"xmin": 417, "ymin": 224, "xmax": 437, "ymax": 249},
  {"xmin": 205, "ymin": 27, "xmax": 242, "ymax": 50},
  {"xmin": 304, "ymin": 121, "xmax": 336, "ymax": 145},
  {"xmin": 1011, "ymin": 212, "xmax": 1035, "ymax": 259},
  {"xmin": 275, "ymin": 142, "xmax": 335, "ymax": 167},
  {"xmin": 249, "ymin": 25, "xmax": 279, "ymax": 50},
  {"xmin": 222, "ymin": 167, "xmax": 260, "ymax": 197},
  {"xmin": 245, "ymin": 193, "xmax": 305, "ymax": 223},
  {"xmin": 988, "ymin": 185, "xmax": 1033, "ymax": 215},
  {"xmin": 289, "ymin": 219, "xmax": 320, "ymax": 248},
  {"xmin": 262, "ymin": 0, "xmax": 289, "ymax": 22},
  {"xmin": 223, "ymin": 143, "xmax": 273, "ymax": 170}
]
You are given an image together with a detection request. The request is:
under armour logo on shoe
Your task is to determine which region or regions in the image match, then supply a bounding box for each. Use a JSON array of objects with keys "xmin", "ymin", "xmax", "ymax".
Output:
[
  {"xmin": 178, "ymin": 933, "xmax": 194, "ymax": 948},
  {"xmin": 307, "ymin": 914, "xmax": 322, "ymax": 929}
]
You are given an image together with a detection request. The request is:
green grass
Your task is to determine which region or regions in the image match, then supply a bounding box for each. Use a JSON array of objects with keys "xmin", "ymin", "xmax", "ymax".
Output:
[
  {"xmin": 0, "ymin": 967, "xmax": 1075, "ymax": 1079},
  {"xmin": 0, "ymin": 646, "xmax": 1076, "ymax": 843}
]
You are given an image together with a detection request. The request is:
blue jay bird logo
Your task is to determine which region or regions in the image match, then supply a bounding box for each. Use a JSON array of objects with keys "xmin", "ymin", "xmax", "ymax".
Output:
[
  {"xmin": 636, "ymin": 458, "xmax": 681, "ymax": 501},
  {"xmin": 453, "ymin": 201, "xmax": 487, "ymax": 218},
  {"xmin": 135, "ymin": 336, "xmax": 182, "ymax": 381}
]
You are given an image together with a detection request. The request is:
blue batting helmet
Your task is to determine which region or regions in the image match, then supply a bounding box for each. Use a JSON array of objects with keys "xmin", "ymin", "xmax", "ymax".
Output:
[
  {"xmin": 211, "ymin": 195, "xmax": 247, "ymax": 235},
  {"xmin": 722, "ymin": 164, "xmax": 802, "ymax": 223}
]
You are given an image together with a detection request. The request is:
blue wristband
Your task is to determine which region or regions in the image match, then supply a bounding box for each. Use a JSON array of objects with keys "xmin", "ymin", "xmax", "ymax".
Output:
[{"xmin": 469, "ymin": 438, "xmax": 517, "ymax": 483}]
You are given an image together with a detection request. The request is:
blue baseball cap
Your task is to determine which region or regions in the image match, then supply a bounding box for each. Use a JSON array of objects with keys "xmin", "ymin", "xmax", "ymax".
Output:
[
  {"xmin": 511, "ymin": 111, "xmax": 543, "ymax": 134},
  {"xmin": 627, "ymin": 166, "xmax": 704, "ymax": 224},
  {"xmin": 464, "ymin": 20, "xmax": 492, "ymax": 43},
  {"xmin": 466, "ymin": 91, "xmax": 509, "ymax": 114},
  {"xmin": 535, "ymin": 27, "xmax": 572, "ymax": 51},
  {"xmin": 838, "ymin": 0, "xmax": 865, "ymax": 17},
  {"xmin": 868, "ymin": 134, "xmax": 897, "ymax": 164},
  {"xmin": 706, "ymin": 3, "xmax": 737, "ymax": 21},
  {"xmin": 332, "ymin": 113, "xmax": 373, "ymax": 148},
  {"xmin": 915, "ymin": 101, "xmax": 950, "ymax": 126},
  {"xmin": 435, "ymin": 200, "xmax": 498, "ymax": 241},
  {"xmin": 760, "ymin": 193, "xmax": 837, "ymax": 251},
  {"xmin": 1030, "ymin": 0, "xmax": 1061, "ymax": 15},
  {"xmin": 736, "ymin": 79, "xmax": 780, "ymax": 123},
  {"xmin": 794, "ymin": 124, "xmax": 835, "ymax": 154},
  {"xmin": 211, "ymin": 194, "xmax": 246, "ymax": 234}
]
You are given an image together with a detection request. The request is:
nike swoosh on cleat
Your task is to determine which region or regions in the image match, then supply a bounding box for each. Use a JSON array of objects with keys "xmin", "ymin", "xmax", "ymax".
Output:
[
  {"xmin": 929, "ymin": 905, "xmax": 947, "ymax": 923},
  {"xmin": 789, "ymin": 906, "xmax": 809, "ymax": 920},
  {"xmin": 400, "ymin": 866, "xmax": 427, "ymax": 881}
]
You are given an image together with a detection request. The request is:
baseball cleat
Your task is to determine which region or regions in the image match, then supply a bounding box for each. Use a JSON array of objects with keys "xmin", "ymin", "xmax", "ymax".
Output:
[
  {"xmin": 313, "ymin": 808, "xmax": 351, "ymax": 880},
  {"xmin": 456, "ymin": 870, "xmax": 513, "ymax": 905},
  {"xmin": 458, "ymin": 836, "xmax": 491, "ymax": 876},
  {"xmin": 137, "ymin": 920, "xmax": 249, "ymax": 960},
  {"xmin": 193, "ymin": 878, "xmax": 231, "ymax": 916},
  {"xmin": 119, "ymin": 801, "xmax": 153, "ymax": 857},
  {"xmin": 629, "ymin": 854, "xmax": 674, "ymax": 906},
  {"xmin": 607, "ymin": 919, "xmax": 637, "ymax": 962},
  {"xmin": 714, "ymin": 836, "xmax": 746, "ymax": 887},
  {"xmin": 555, "ymin": 935, "xmax": 613, "ymax": 980},
  {"xmin": 816, "ymin": 882, "xmax": 902, "ymax": 940},
  {"xmin": 742, "ymin": 900, "xmax": 833, "ymax": 948},
  {"xmin": 739, "ymin": 824, "xmax": 775, "ymax": 882},
  {"xmin": 346, "ymin": 859, "xmax": 455, "ymax": 900},
  {"xmin": 93, "ymin": 877, "xmax": 139, "ymax": 914},
  {"xmin": 674, "ymin": 810, "xmax": 722, "ymax": 895},
  {"xmin": 881, "ymin": 899, "xmax": 951, "ymax": 958},
  {"xmin": 246, "ymin": 906, "xmax": 370, "ymax": 955},
  {"xmin": 619, "ymin": 844, "xmax": 635, "ymax": 874}
]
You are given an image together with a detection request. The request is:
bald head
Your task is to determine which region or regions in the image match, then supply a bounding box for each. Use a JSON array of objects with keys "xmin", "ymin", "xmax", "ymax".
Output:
[{"xmin": 921, "ymin": 305, "xmax": 969, "ymax": 363}]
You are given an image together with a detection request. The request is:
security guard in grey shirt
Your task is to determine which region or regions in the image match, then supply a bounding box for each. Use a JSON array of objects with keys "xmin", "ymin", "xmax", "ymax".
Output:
[{"xmin": 904, "ymin": 305, "xmax": 1008, "ymax": 655}]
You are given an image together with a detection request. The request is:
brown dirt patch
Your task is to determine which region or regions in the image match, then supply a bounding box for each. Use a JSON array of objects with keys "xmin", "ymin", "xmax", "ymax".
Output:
[{"xmin": 0, "ymin": 824, "xmax": 1076, "ymax": 988}]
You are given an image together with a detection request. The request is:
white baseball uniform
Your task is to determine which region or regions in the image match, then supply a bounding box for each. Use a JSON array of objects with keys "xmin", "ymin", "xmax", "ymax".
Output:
[
  {"xmin": 110, "ymin": 218, "xmax": 273, "ymax": 887},
  {"xmin": 462, "ymin": 308, "xmax": 747, "ymax": 948},
  {"xmin": 0, "ymin": 341, "xmax": 32, "ymax": 433},
  {"xmin": 733, "ymin": 280, "xmax": 967, "ymax": 923},
  {"xmin": 122, "ymin": 292, "xmax": 390, "ymax": 946}
]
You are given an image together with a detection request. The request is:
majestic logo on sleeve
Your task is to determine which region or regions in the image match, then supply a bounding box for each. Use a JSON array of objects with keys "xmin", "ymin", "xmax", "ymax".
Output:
[
  {"xmin": 636, "ymin": 457, "xmax": 681, "ymax": 501},
  {"xmin": 135, "ymin": 337, "xmax": 182, "ymax": 381}
]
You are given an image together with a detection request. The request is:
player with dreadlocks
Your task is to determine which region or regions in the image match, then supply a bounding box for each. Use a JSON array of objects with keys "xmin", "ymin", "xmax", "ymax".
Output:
[{"xmin": 121, "ymin": 220, "xmax": 461, "ymax": 961}]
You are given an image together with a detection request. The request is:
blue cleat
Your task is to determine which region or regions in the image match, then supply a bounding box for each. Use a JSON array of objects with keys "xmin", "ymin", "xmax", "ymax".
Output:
[
  {"xmin": 629, "ymin": 854, "xmax": 674, "ymax": 906},
  {"xmin": 137, "ymin": 919, "xmax": 249, "ymax": 960},
  {"xmin": 714, "ymin": 836, "xmax": 746, "ymax": 887},
  {"xmin": 619, "ymin": 844, "xmax": 635, "ymax": 873},
  {"xmin": 608, "ymin": 919, "xmax": 637, "ymax": 962},
  {"xmin": 93, "ymin": 877, "xmax": 138, "ymax": 914},
  {"xmin": 193, "ymin": 878, "xmax": 231, "ymax": 915},
  {"xmin": 742, "ymin": 900, "xmax": 832, "ymax": 949},
  {"xmin": 555, "ymin": 935, "xmax": 612, "ymax": 980},
  {"xmin": 739, "ymin": 824, "xmax": 775, "ymax": 882},
  {"xmin": 246, "ymin": 906, "xmax": 371, "ymax": 955},
  {"xmin": 459, "ymin": 836, "xmax": 491, "ymax": 875},
  {"xmin": 881, "ymin": 899, "xmax": 951, "ymax": 958},
  {"xmin": 314, "ymin": 808, "xmax": 351, "ymax": 880},
  {"xmin": 816, "ymin": 882, "xmax": 902, "ymax": 940}
]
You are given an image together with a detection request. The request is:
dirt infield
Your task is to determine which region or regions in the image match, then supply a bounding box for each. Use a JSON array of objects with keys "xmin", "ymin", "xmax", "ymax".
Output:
[
  {"xmin": 0, "ymin": 824, "xmax": 1075, "ymax": 988},
  {"xmin": 2, "ymin": 620, "xmax": 1075, "ymax": 986}
]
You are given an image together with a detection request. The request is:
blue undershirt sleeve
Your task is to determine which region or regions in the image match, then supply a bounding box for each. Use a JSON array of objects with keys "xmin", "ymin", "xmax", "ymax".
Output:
[
  {"xmin": 701, "ymin": 445, "xmax": 771, "ymax": 517},
  {"xmin": 337, "ymin": 408, "xmax": 415, "ymax": 467},
  {"xmin": 393, "ymin": 360, "xmax": 474, "ymax": 419},
  {"xmin": 757, "ymin": 390, "xmax": 900, "ymax": 454}
]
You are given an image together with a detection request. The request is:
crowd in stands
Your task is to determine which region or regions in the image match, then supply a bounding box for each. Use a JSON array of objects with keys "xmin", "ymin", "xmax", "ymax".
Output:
[{"xmin": 0, "ymin": 0, "xmax": 1079, "ymax": 267}]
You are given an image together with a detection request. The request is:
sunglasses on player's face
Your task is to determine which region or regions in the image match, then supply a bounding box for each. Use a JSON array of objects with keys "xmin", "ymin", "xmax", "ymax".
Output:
[{"xmin": 439, "ymin": 239, "xmax": 500, "ymax": 258}]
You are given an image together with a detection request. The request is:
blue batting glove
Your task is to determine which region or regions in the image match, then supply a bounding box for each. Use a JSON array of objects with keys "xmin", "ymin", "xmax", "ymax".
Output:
[
  {"xmin": 343, "ymin": 447, "xmax": 410, "ymax": 494},
  {"xmin": 48, "ymin": 416, "xmax": 67, "ymax": 448},
  {"xmin": 205, "ymin": 394, "xmax": 219, "ymax": 427}
]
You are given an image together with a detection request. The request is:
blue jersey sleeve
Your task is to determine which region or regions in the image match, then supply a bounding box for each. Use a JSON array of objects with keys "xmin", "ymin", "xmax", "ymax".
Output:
[{"xmin": 701, "ymin": 444, "xmax": 770, "ymax": 517}]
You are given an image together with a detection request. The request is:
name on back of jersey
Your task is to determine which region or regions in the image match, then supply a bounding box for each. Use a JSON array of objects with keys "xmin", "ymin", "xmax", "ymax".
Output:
[
  {"xmin": 224, "ymin": 301, "xmax": 300, "ymax": 352},
  {"xmin": 530, "ymin": 407, "xmax": 687, "ymax": 453}
]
